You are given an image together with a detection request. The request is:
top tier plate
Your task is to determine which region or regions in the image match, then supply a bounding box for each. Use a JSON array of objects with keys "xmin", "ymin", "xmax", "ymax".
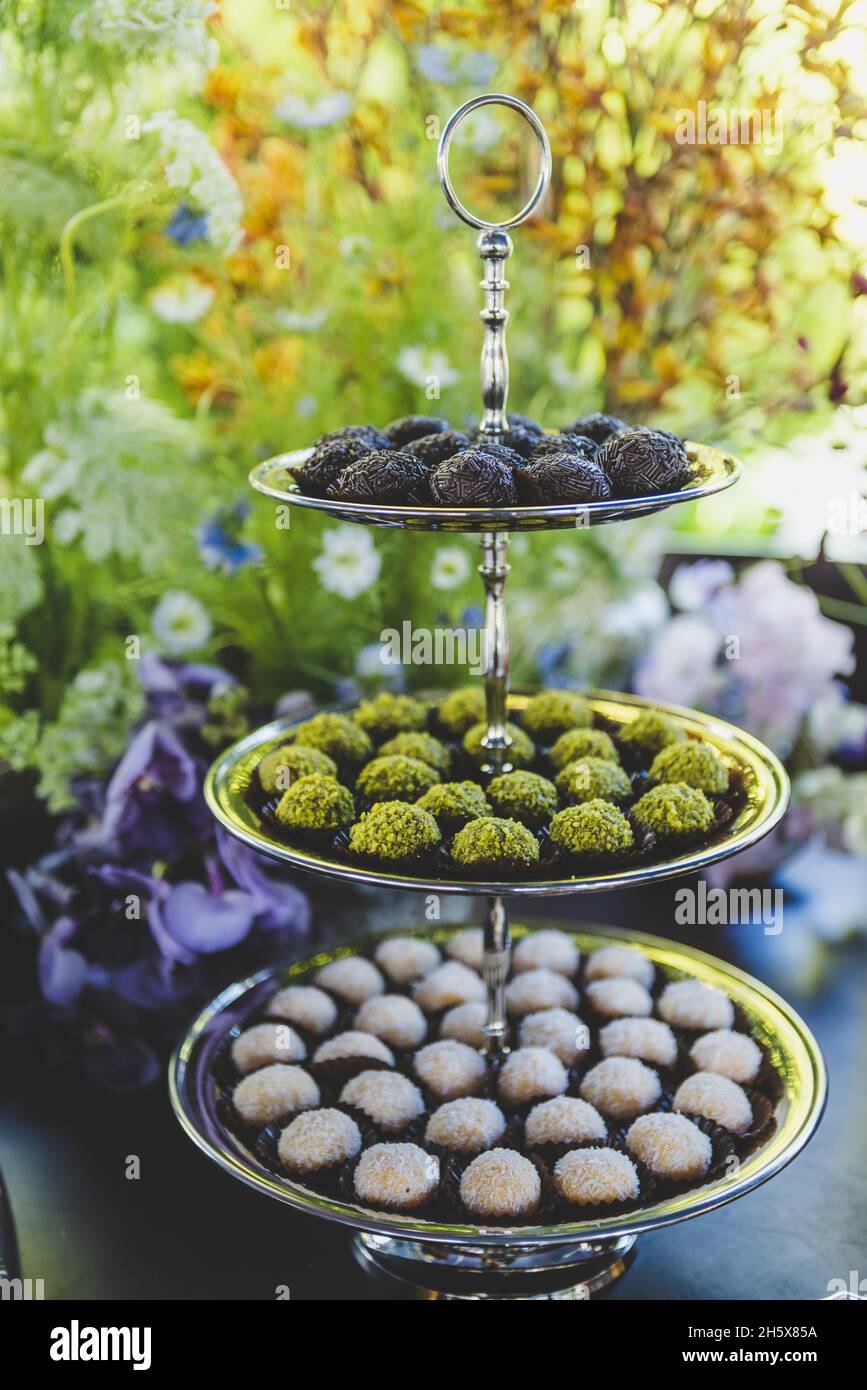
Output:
[{"xmin": 250, "ymin": 440, "xmax": 741, "ymax": 534}]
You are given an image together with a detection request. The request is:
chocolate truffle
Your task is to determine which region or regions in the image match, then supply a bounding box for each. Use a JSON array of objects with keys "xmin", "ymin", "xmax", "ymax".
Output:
[
  {"xmin": 353, "ymin": 1143, "xmax": 440, "ymax": 1210},
  {"xmin": 313, "ymin": 1031, "xmax": 395, "ymax": 1067},
  {"xmin": 355, "ymin": 994, "xmax": 427, "ymax": 1050},
  {"xmin": 356, "ymin": 754, "xmax": 439, "ymax": 803},
  {"xmin": 585, "ymin": 945, "xmax": 654, "ymax": 988},
  {"xmin": 315, "ymin": 956, "xmax": 384, "ymax": 1005},
  {"xmin": 549, "ymin": 800, "xmax": 635, "ymax": 857},
  {"xmin": 318, "ymin": 423, "xmax": 392, "ymax": 451},
  {"xmin": 374, "ymin": 935, "xmax": 441, "ymax": 987},
  {"xmin": 231, "ymin": 1022, "xmax": 306, "ymax": 1074},
  {"xmin": 440, "ymin": 1001, "xmax": 487, "ymax": 1048},
  {"xmin": 585, "ymin": 978, "xmax": 653, "ymax": 1020},
  {"xmin": 275, "ymin": 774, "xmax": 354, "ymax": 833},
  {"xmin": 429, "ymin": 448, "xmax": 517, "ymax": 507},
  {"xmin": 562, "ymin": 413, "xmax": 628, "ymax": 445},
  {"xmin": 404, "ymin": 429, "xmax": 471, "ymax": 467},
  {"xmin": 599, "ymin": 1018, "xmax": 678, "ymax": 1069},
  {"xmin": 353, "ymin": 691, "xmax": 429, "ymax": 741},
  {"xmin": 451, "ymin": 816, "xmax": 540, "ymax": 874},
  {"xmin": 506, "ymin": 969, "xmax": 579, "ymax": 1018},
  {"xmin": 658, "ymin": 979, "xmax": 734, "ymax": 1031},
  {"xmin": 486, "ymin": 771, "xmax": 558, "ymax": 829},
  {"xmin": 555, "ymin": 757, "xmax": 631, "ymax": 807},
  {"xmin": 437, "ymin": 685, "xmax": 486, "ymax": 736},
  {"xmin": 414, "ymin": 961, "xmax": 485, "ymax": 1013},
  {"xmin": 631, "ymin": 783, "xmax": 715, "ymax": 838},
  {"xmin": 414, "ymin": 1039, "xmax": 486, "ymax": 1100},
  {"xmin": 233, "ymin": 1064, "xmax": 320, "ymax": 1126},
  {"xmin": 626, "ymin": 1112, "xmax": 711, "ymax": 1181},
  {"xmin": 673, "ymin": 1072, "xmax": 753, "ymax": 1135},
  {"xmin": 278, "ymin": 1108, "xmax": 362, "ymax": 1174},
  {"xmin": 525, "ymin": 1096, "xmax": 607, "ymax": 1148},
  {"xmin": 332, "ymin": 448, "xmax": 431, "ymax": 502},
  {"xmin": 425, "ymin": 1098, "xmax": 506, "ymax": 1154},
  {"xmin": 348, "ymin": 801, "xmax": 441, "ymax": 863},
  {"xmin": 385, "ymin": 415, "xmax": 450, "ymax": 447},
  {"xmin": 290, "ymin": 712, "xmax": 372, "ymax": 772},
  {"xmin": 258, "ymin": 744, "xmax": 337, "ymax": 795},
  {"xmin": 518, "ymin": 1008, "xmax": 589, "ymax": 1066},
  {"xmin": 689, "ymin": 1029, "xmax": 762, "ymax": 1085},
  {"xmin": 525, "ymin": 453, "xmax": 611, "ymax": 504},
  {"xmin": 292, "ymin": 436, "xmax": 374, "ymax": 496},
  {"xmin": 266, "ymin": 985, "xmax": 337, "ymax": 1036},
  {"xmin": 339, "ymin": 1070, "xmax": 425, "ymax": 1131},
  {"xmin": 446, "ymin": 928, "xmax": 484, "ymax": 971},
  {"xmin": 553, "ymin": 1148, "xmax": 640, "ymax": 1206},
  {"xmin": 462, "ymin": 721, "xmax": 535, "ymax": 769},
  {"xmin": 460, "ymin": 1149, "xmax": 541, "ymax": 1218},
  {"xmin": 513, "ymin": 929, "xmax": 580, "ymax": 977},
  {"xmin": 579, "ymin": 1057, "xmax": 661, "ymax": 1120},
  {"xmin": 619, "ymin": 709, "xmax": 686, "ymax": 760},
  {"xmin": 521, "ymin": 689, "xmax": 592, "ymax": 741},
  {"xmin": 498, "ymin": 1047, "xmax": 569, "ymax": 1107},
  {"xmin": 599, "ymin": 427, "xmax": 691, "ymax": 497},
  {"xmin": 649, "ymin": 740, "xmax": 729, "ymax": 795},
  {"xmin": 550, "ymin": 727, "xmax": 619, "ymax": 772},
  {"xmin": 416, "ymin": 780, "xmax": 491, "ymax": 829},
  {"xmin": 379, "ymin": 731, "xmax": 451, "ymax": 775}
]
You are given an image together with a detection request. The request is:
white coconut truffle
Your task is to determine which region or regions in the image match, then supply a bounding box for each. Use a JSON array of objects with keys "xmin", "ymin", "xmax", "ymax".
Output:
[
  {"xmin": 626, "ymin": 1112, "xmax": 712, "ymax": 1181},
  {"xmin": 518, "ymin": 1009, "xmax": 589, "ymax": 1066},
  {"xmin": 414, "ymin": 1040, "xmax": 486, "ymax": 1100},
  {"xmin": 266, "ymin": 985, "xmax": 337, "ymax": 1036},
  {"xmin": 314, "ymin": 956, "xmax": 385, "ymax": 1005},
  {"xmin": 553, "ymin": 1148, "xmax": 640, "ymax": 1206},
  {"xmin": 599, "ymin": 1018, "xmax": 678, "ymax": 1069},
  {"xmin": 313, "ymin": 1031, "xmax": 394, "ymax": 1067},
  {"xmin": 579, "ymin": 1057, "xmax": 661, "ymax": 1121},
  {"xmin": 233, "ymin": 1064, "xmax": 320, "ymax": 1126},
  {"xmin": 658, "ymin": 978, "xmax": 734, "ymax": 1031},
  {"xmin": 673, "ymin": 1072, "xmax": 753, "ymax": 1135},
  {"xmin": 353, "ymin": 1143, "xmax": 440, "ymax": 1210},
  {"xmin": 355, "ymin": 995, "xmax": 427, "ymax": 1050},
  {"xmin": 446, "ymin": 928, "xmax": 483, "ymax": 971},
  {"xmin": 414, "ymin": 961, "xmax": 485, "ymax": 1014},
  {"xmin": 278, "ymin": 1108, "xmax": 362, "ymax": 1173},
  {"xmin": 498, "ymin": 1047, "xmax": 569, "ymax": 1107},
  {"xmin": 425, "ymin": 1098, "xmax": 506, "ymax": 1154},
  {"xmin": 524, "ymin": 1096, "xmax": 607, "ymax": 1148},
  {"xmin": 585, "ymin": 977, "xmax": 653, "ymax": 1019},
  {"xmin": 513, "ymin": 930, "xmax": 580, "ymax": 978},
  {"xmin": 339, "ymin": 1070, "xmax": 425, "ymax": 1131},
  {"xmin": 440, "ymin": 1001, "xmax": 487, "ymax": 1048},
  {"xmin": 505, "ymin": 969, "xmax": 579, "ymax": 1018},
  {"xmin": 231, "ymin": 1022, "xmax": 306, "ymax": 1074},
  {"xmin": 689, "ymin": 1029, "xmax": 762, "ymax": 1084},
  {"xmin": 374, "ymin": 935, "xmax": 441, "ymax": 986},
  {"xmin": 460, "ymin": 1148, "xmax": 541, "ymax": 1218},
  {"xmin": 585, "ymin": 945, "xmax": 654, "ymax": 989}
]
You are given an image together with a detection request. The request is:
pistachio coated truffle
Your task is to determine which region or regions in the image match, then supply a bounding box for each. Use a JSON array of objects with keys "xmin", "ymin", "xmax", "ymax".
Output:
[
  {"xmin": 425, "ymin": 1098, "xmax": 506, "ymax": 1154},
  {"xmin": 689, "ymin": 1029, "xmax": 762, "ymax": 1084},
  {"xmin": 339, "ymin": 1070, "xmax": 425, "ymax": 1131},
  {"xmin": 313, "ymin": 1031, "xmax": 395, "ymax": 1067},
  {"xmin": 618, "ymin": 709, "xmax": 686, "ymax": 760},
  {"xmin": 414, "ymin": 1039, "xmax": 486, "ymax": 1100},
  {"xmin": 416, "ymin": 781, "xmax": 491, "ymax": 829},
  {"xmin": 649, "ymin": 740, "xmax": 729, "ymax": 794},
  {"xmin": 451, "ymin": 816, "xmax": 540, "ymax": 873},
  {"xmin": 555, "ymin": 757, "xmax": 632, "ymax": 807},
  {"xmin": 632, "ymin": 783, "xmax": 715, "ymax": 839},
  {"xmin": 585, "ymin": 945, "xmax": 654, "ymax": 988},
  {"xmin": 379, "ymin": 731, "xmax": 451, "ymax": 775},
  {"xmin": 599, "ymin": 1018, "xmax": 678, "ymax": 1069},
  {"xmin": 275, "ymin": 774, "xmax": 354, "ymax": 832},
  {"xmin": 553, "ymin": 1148, "xmax": 640, "ymax": 1206},
  {"xmin": 579, "ymin": 1057, "xmax": 661, "ymax": 1120},
  {"xmin": 525, "ymin": 1096, "xmax": 607, "ymax": 1148},
  {"xmin": 460, "ymin": 1149, "xmax": 541, "ymax": 1218},
  {"xmin": 550, "ymin": 727, "xmax": 619, "ymax": 772},
  {"xmin": 266, "ymin": 985, "xmax": 337, "ymax": 1036},
  {"xmin": 355, "ymin": 995, "xmax": 427, "ymax": 1050},
  {"xmin": 278, "ymin": 1108, "xmax": 362, "ymax": 1174},
  {"xmin": 549, "ymin": 800, "xmax": 634, "ymax": 857},
  {"xmin": 289, "ymin": 712, "xmax": 372, "ymax": 771},
  {"xmin": 258, "ymin": 744, "xmax": 337, "ymax": 795},
  {"xmin": 348, "ymin": 801, "xmax": 441, "ymax": 863},
  {"xmin": 438, "ymin": 685, "xmax": 486, "ymax": 737},
  {"xmin": 626, "ymin": 1112, "xmax": 711, "ymax": 1181},
  {"xmin": 353, "ymin": 1143, "xmax": 440, "ymax": 1210},
  {"xmin": 462, "ymin": 721, "xmax": 535, "ymax": 770},
  {"xmin": 658, "ymin": 979, "xmax": 734, "ymax": 1031},
  {"xmin": 374, "ymin": 935, "xmax": 441, "ymax": 986},
  {"xmin": 315, "ymin": 956, "xmax": 384, "ymax": 1005},
  {"xmin": 673, "ymin": 1072, "xmax": 753, "ymax": 1135},
  {"xmin": 513, "ymin": 929, "xmax": 580, "ymax": 977},
  {"xmin": 233, "ymin": 1064, "xmax": 320, "ymax": 1126},
  {"xmin": 356, "ymin": 754, "xmax": 439, "ymax": 803},
  {"xmin": 585, "ymin": 978, "xmax": 653, "ymax": 1020},
  {"xmin": 440, "ymin": 1001, "xmax": 487, "ymax": 1048},
  {"xmin": 521, "ymin": 690, "xmax": 592, "ymax": 742},
  {"xmin": 446, "ymin": 928, "xmax": 484, "ymax": 971},
  {"xmin": 518, "ymin": 1009, "xmax": 589, "ymax": 1066},
  {"xmin": 486, "ymin": 771, "xmax": 559, "ymax": 828},
  {"xmin": 498, "ymin": 1047, "xmax": 569, "ymax": 1107},
  {"xmin": 353, "ymin": 692, "xmax": 429, "ymax": 743},
  {"xmin": 232, "ymin": 1023, "xmax": 306, "ymax": 1075},
  {"xmin": 505, "ymin": 969, "xmax": 579, "ymax": 1018},
  {"xmin": 414, "ymin": 961, "xmax": 485, "ymax": 1013}
]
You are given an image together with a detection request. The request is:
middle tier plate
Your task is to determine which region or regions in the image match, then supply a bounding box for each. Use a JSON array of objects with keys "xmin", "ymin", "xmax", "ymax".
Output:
[{"xmin": 205, "ymin": 690, "xmax": 789, "ymax": 896}]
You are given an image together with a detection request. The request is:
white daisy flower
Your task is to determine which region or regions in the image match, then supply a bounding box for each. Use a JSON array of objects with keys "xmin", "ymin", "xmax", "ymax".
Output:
[
  {"xmin": 313, "ymin": 526, "xmax": 381, "ymax": 600},
  {"xmin": 144, "ymin": 110, "xmax": 244, "ymax": 254},
  {"xmin": 431, "ymin": 546, "xmax": 472, "ymax": 590},
  {"xmin": 152, "ymin": 590, "xmax": 212, "ymax": 653},
  {"xmin": 150, "ymin": 277, "xmax": 215, "ymax": 323}
]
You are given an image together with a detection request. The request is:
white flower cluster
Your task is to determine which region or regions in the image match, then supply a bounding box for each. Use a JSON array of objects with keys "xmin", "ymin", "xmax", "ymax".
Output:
[
  {"xmin": 71, "ymin": 0, "xmax": 218, "ymax": 75},
  {"xmin": 144, "ymin": 109, "xmax": 243, "ymax": 254}
]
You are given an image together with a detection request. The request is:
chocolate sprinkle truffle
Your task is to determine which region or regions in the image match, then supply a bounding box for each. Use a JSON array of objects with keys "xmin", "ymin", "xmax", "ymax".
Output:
[
  {"xmin": 353, "ymin": 1143, "xmax": 440, "ymax": 1210},
  {"xmin": 586, "ymin": 945, "xmax": 654, "ymax": 988},
  {"xmin": 339, "ymin": 1070, "xmax": 425, "ymax": 1132},
  {"xmin": 598, "ymin": 427, "xmax": 691, "ymax": 497},
  {"xmin": 585, "ymin": 978, "xmax": 653, "ymax": 1020},
  {"xmin": 580, "ymin": 1057, "xmax": 661, "ymax": 1120},
  {"xmin": 355, "ymin": 994, "xmax": 427, "ymax": 1050},
  {"xmin": 404, "ymin": 429, "xmax": 471, "ymax": 467},
  {"xmin": 519, "ymin": 1008, "xmax": 589, "ymax": 1066},
  {"xmin": 525, "ymin": 1096, "xmax": 607, "ymax": 1148},
  {"xmin": 330, "ymin": 448, "xmax": 428, "ymax": 502},
  {"xmin": 385, "ymin": 415, "xmax": 449, "ymax": 447},
  {"xmin": 689, "ymin": 1029, "xmax": 762, "ymax": 1084},
  {"xmin": 315, "ymin": 956, "xmax": 384, "ymax": 1005},
  {"xmin": 414, "ymin": 961, "xmax": 485, "ymax": 1013},
  {"xmin": 313, "ymin": 1031, "xmax": 395, "ymax": 1067},
  {"xmin": 524, "ymin": 453, "xmax": 611, "ymax": 504},
  {"xmin": 599, "ymin": 1018, "xmax": 678, "ymax": 1069},
  {"xmin": 513, "ymin": 929, "xmax": 580, "ymax": 977},
  {"xmin": 498, "ymin": 1046, "xmax": 569, "ymax": 1107},
  {"xmin": 673, "ymin": 1072, "xmax": 753, "ymax": 1135},
  {"xmin": 232, "ymin": 1023, "xmax": 306, "ymax": 1074},
  {"xmin": 429, "ymin": 447, "xmax": 517, "ymax": 506},
  {"xmin": 233, "ymin": 1064, "xmax": 320, "ymax": 1126},
  {"xmin": 292, "ymin": 436, "xmax": 373, "ymax": 496},
  {"xmin": 460, "ymin": 1149, "xmax": 541, "ymax": 1218},
  {"xmin": 439, "ymin": 1001, "xmax": 487, "ymax": 1048},
  {"xmin": 374, "ymin": 935, "xmax": 441, "ymax": 987},
  {"xmin": 446, "ymin": 928, "xmax": 484, "ymax": 971},
  {"xmin": 554, "ymin": 1148, "xmax": 640, "ymax": 1206},
  {"xmin": 658, "ymin": 979, "xmax": 734, "ymax": 1031},
  {"xmin": 266, "ymin": 985, "xmax": 337, "ymax": 1036},
  {"xmin": 414, "ymin": 1040, "xmax": 486, "ymax": 1100},
  {"xmin": 626, "ymin": 1112, "xmax": 712, "ymax": 1181},
  {"xmin": 425, "ymin": 1098, "xmax": 506, "ymax": 1154},
  {"xmin": 505, "ymin": 969, "xmax": 579, "ymax": 1018},
  {"xmin": 278, "ymin": 1108, "xmax": 362, "ymax": 1175},
  {"xmin": 562, "ymin": 412, "xmax": 628, "ymax": 445}
]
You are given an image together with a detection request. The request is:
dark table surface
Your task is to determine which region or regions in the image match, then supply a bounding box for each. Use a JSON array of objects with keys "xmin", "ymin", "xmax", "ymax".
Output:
[{"xmin": 2, "ymin": 881, "xmax": 865, "ymax": 1302}]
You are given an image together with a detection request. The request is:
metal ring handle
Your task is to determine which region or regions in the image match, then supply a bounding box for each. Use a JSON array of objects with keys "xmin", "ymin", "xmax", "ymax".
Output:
[{"xmin": 437, "ymin": 93, "xmax": 552, "ymax": 231}]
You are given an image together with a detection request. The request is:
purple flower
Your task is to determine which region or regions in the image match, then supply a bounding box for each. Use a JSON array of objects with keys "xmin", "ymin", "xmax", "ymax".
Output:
[
  {"xmin": 99, "ymin": 720, "xmax": 209, "ymax": 855},
  {"xmin": 39, "ymin": 917, "xmax": 91, "ymax": 1006},
  {"xmin": 148, "ymin": 880, "xmax": 260, "ymax": 965},
  {"xmin": 138, "ymin": 652, "xmax": 236, "ymax": 727},
  {"xmin": 217, "ymin": 827, "xmax": 312, "ymax": 936},
  {"xmin": 195, "ymin": 501, "xmax": 263, "ymax": 574},
  {"xmin": 165, "ymin": 203, "xmax": 208, "ymax": 245}
]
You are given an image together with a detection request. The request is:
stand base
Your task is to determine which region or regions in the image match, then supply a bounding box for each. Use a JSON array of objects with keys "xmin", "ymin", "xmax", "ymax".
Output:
[{"xmin": 352, "ymin": 1232, "xmax": 637, "ymax": 1301}]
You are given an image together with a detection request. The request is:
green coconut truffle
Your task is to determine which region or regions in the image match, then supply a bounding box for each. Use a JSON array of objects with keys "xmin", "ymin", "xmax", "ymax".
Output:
[
  {"xmin": 632, "ymin": 782, "xmax": 715, "ymax": 839},
  {"xmin": 379, "ymin": 731, "xmax": 451, "ymax": 775},
  {"xmin": 290, "ymin": 712, "xmax": 372, "ymax": 772},
  {"xmin": 463, "ymin": 721, "xmax": 535, "ymax": 769},
  {"xmin": 451, "ymin": 816, "xmax": 540, "ymax": 872},
  {"xmin": 649, "ymin": 740, "xmax": 729, "ymax": 795},
  {"xmin": 349, "ymin": 801, "xmax": 442, "ymax": 862},
  {"xmin": 275, "ymin": 774, "xmax": 355, "ymax": 832},
  {"xmin": 353, "ymin": 692, "xmax": 429, "ymax": 742},
  {"xmin": 619, "ymin": 709, "xmax": 686, "ymax": 760},
  {"xmin": 549, "ymin": 728, "xmax": 619, "ymax": 773},
  {"xmin": 520, "ymin": 690, "xmax": 592, "ymax": 742},
  {"xmin": 416, "ymin": 781, "xmax": 491, "ymax": 829},
  {"xmin": 487, "ymin": 771, "xmax": 559, "ymax": 828},
  {"xmin": 356, "ymin": 754, "xmax": 439, "ymax": 802},
  {"xmin": 555, "ymin": 757, "xmax": 632, "ymax": 807},
  {"xmin": 258, "ymin": 744, "xmax": 337, "ymax": 795},
  {"xmin": 438, "ymin": 685, "xmax": 486, "ymax": 737},
  {"xmin": 550, "ymin": 800, "xmax": 635, "ymax": 857}
]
